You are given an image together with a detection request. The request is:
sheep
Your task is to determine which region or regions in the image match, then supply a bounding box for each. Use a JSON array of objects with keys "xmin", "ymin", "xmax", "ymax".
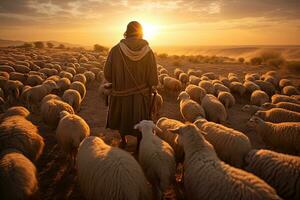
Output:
[
  {"xmin": 0, "ymin": 106, "xmax": 30, "ymax": 120},
  {"xmin": 202, "ymin": 72, "xmax": 216, "ymax": 80},
  {"xmin": 201, "ymin": 94, "xmax": 227, "ymax": 123},
  {"xmin": 57, "ymin": 77, "xmax": 71, "ymax": 93},
  {"xmin": 47, "ymin": 75, "xmax": 60, "ymax": 83},
  {"xmin": 261, "ymin": 102, "xmax": 300, "ymax": 113},
  {"xmin": 198, "ymin": 80, "xmax": 215, "ymax": 94},
  {"xmin": 156, "ymin": 117, "xmax": 185, "ymax": 163},
  {"xmin": 220, "ymin": 77, "xmax": 231, "ymax": 88},
  {"xmin": 179, "ymin": 72, "xmax": 189, "ymax": 85},
  {"xmin": 0, "ymin": 150, "xmax": 38, "ymax": 200},
  {"xmin": 39, "ymin": 68, "xmax": 57, "ymax": 77},
  {"xmin": 4, "ymin": 80, "xmax": 23, "ymax": 105},
  {"xmin": 244, "ymin": 81, "xmax": 261, "ymax": 94},
  {"xmin": 70, "ymin": 81, "xmax": 86, "ymax": 100},
  {"xmin": 134, "ymin": 120, "xmax": 176, "ymax": 200},
  {"xmin": 0, "ymin": 65, "xmax": 15, "ymax": 73},
  {"xmin": 158, "ymin": 73, "xmax": 168, "ymax": 85},
  {"xmin": 169, "ymin": 124, "xmax": 281, "ymax": 200},
  {"xmin": 242, "ymin": 104, "xmax": 263, "ymax": 115},
  {"xmin": 230, "ymin": 81, "xmax": 246, "ymax": 96},
  {"xmin": 65, "ymin": 67, "xmax": 76, "ymax": 76},
  {"xmin": 200, "ymin": 76, "xmax": 209, "ymax": 81},
  {"xmin": 41, "ymin": 99, "xmax": 75, "ymax": 128},
  {"xmin": 0, "ymin": 115, "xmax": 44, "ymax": 161},
  {"xmin": 291, "ymin": 95, "xmax": 300, "ymax": 101},
  {"xmin": 245, "ymin": 73, "xmax": 259, "ymax": 81},
  {"xmin": 77, "ymin": 136, "xmax": 151, "ymax": 200},
  {"xmin": 73, "ymin": 73, "xmax": 87, "ymax": 85},
  {"xmin": 228, "ymin": 75, "xmax": 240, "ymax": 83},
  {"xmin": 187, "ymin": 69, "xmax": 202, "ymax": 77},
  {"xmin": 251, "ymin": 90, "xmax": 269, "ymax": 106},
  {"xmin": 177, "ymin": 91, "xmax": 206, "ymax": 122},
  {"xmin": 41, "ymin": 94, "xmax": 61, "ymax": 105},
  {"xmin": 9, "ymin": 72, "xmax": 28, "ymax": 83},
  {"xmin": 163, "ymin": 76, "xmax": 182, "ymax": 92},
  {"xmin": 56, "ymin": 111, "xmax": 90, "ymax": 165},
  {"xmin": 213, "ymin": 83, "xmax": 230, "ymax": 95},
  {"xmin": 0, "ymin": 71, "xmax": 10, "ymax": 79},
  {"xmin": 263, "ymin": 75, "xmax": 278, "ymax": 87},
  {"xmin": 255, "ymin": 108, "xmax": 300, "ymax": 123},
  {"xmin": 282, "ymin": 85, "xmax": 299, "ymax": 96},
  {"xmin": 159, "ymin": 68, "xmax": 169, "ymax": 75},
  {"xmin": 13, "ymin": 65, "xmax": 30, "ymax": 74},
  {"xmin": 59, "ymin": 71, "xmax": 73, "ymax": 81},
  {"xmin": 271, "ymin": 94, "xmax": 300, "ymax": 104},
  {"xmin": 26, "ymin": 74, "xmax": 44, "ymax": 86},
  {"xmin": 254, "ymin": 80, "xmax": 276, "ymax": 96},
  {"xmin": 96, "ymin": 70, "xmax": 104, "ymax": 83},
  {"xmin": 185, "ymin": 84, "xmax": 206, "ymax": 104},
  {"xmin": 247, "ymin": 116, "xmax": 300, "ymax": 154},
  {"xmin": 279, "ymin": 78, "xmax": 293, "ymax": 89},
  {"xmin": 189, "ymin": 75, "xmax": 201, "ymax": 85},
  {"xmin": 151, "ymin": 92, "xmax": 163, "ymax": 119},
  {"xmin": 174, "ymin": 68, "xmax": 184, "ymax": 79},
  {"xmin": 194, "ymin": 118, "xmax": 251, "ymax": 168},
  {"xmin": 62, "ymin": 89, "xmax": 82, "ymax": 112},
  {"xmin": 245, "ymin": 149, "xmax": 300, "ymax": 200},
  {"xmin": 83, "ymin": 71, "xmax": 95, "ymax": 84},
  {"xmin": 217, "ymin": 91, "xmax": 235, "ymax": 109}
]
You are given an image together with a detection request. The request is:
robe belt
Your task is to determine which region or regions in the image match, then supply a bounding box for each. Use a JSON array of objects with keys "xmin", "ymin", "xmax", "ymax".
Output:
[{"xmin": 110, "ymin": 83, "xmax": 149, "ymax": 96}]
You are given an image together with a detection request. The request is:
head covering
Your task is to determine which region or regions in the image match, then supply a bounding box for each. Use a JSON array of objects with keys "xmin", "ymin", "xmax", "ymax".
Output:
[{"xmin": 124, "ymin": 21, "xmax": 143, "ymax": 38}]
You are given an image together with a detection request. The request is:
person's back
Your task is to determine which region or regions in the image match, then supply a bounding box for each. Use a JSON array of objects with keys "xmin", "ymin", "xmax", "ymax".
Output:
[{"xmin": 104, "ymin": 21, "xmax": 158, "ymax": 151}]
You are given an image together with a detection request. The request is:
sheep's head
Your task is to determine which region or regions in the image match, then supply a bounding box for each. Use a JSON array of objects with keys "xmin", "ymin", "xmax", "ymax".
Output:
[
  {"xmin": 194, "ymin": 117, "xmax": 207, "ymax": 129},
  {"xmin": 254, "ymin": 110, "xmax": 265, "ymax": 119},
  {"xmin": 247, "ymin": 116, "xmax": 264, "ymax": 129},
  {"xmin": 134, "ymin": 120, "xmax": 162, "ymax": 135},
  {"xmin": 261, "ymin": 103, "xmax": 274, "ymax": 110},
  {"xmin": 177, "ymin": 91, "xmax": 190, "ymax": 101},
  {"xmin": 59, "ymin": 110, "xmax": 70, "ymax": 119},
  {"xmin": 168, "ymin": 124, "xmax": 203, "ymax": 146}
]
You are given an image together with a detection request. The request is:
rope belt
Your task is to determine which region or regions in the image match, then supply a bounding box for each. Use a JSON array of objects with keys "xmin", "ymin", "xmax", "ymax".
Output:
[{"xmin": 111, "ymin": 84, "xmax": 150, "ymax": 96}]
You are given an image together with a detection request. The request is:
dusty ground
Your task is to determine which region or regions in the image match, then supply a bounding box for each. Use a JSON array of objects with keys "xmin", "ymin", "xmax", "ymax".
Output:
[{"xmin": 34, "ymin": 60, "xmax": 299, "ymax": 200}]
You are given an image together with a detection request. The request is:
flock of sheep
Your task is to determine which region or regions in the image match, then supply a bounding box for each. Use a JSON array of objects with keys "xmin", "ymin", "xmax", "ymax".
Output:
[{"xmin": 0, "ymin": 47, "xmax": 299, "ymax": 200}]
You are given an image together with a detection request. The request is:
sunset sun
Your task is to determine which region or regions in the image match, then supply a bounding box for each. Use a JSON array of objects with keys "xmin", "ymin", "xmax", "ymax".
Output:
[{"xmin": 142, "ymin": 23, "xmax": 159, "ymax": 40}]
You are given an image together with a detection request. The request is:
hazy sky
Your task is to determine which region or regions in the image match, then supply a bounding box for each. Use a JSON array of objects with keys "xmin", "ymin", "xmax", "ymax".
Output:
[{"xmin": 0, "ymin": 0, "xmax": 300, "ymax": 47}]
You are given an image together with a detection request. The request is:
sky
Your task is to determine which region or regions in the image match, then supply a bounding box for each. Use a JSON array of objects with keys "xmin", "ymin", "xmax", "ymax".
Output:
[{"xmin": 0, "ymin": 0, "xmax": 300, "ymax": 47}]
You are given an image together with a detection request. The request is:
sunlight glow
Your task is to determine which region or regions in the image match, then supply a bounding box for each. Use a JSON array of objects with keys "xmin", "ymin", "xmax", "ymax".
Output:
[{"xmin": 142, "ymin": 23, "xmax": 159, "ymax": 40}]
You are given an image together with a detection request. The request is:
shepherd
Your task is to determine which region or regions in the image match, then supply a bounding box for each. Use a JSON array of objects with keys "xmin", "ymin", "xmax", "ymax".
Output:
[{"xmin": 104, "ymin": 21, "xmax": 158, "ymax": 151}]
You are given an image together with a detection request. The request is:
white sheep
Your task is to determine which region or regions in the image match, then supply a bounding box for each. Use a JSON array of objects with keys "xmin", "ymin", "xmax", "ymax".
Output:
[
  {"xmin": 185, "ymin": 84, "xmax": 206, "ymax": 104},
  {"xmin": 251, "ymin": 90, "xmax": 269, "ymax": 106},
  {"xmin": 261, "ymin": 102, "xmax": 300, "ymax": 113},
  {"xmin": 0, "ymin": 115, "xmax": 44, "ymax": 161},
  {"xmin": 279, "ymin": 78, "xmax": 293, "ymax": 89},
  {"xmin": 174, "ymin": 68, "xmax": 184, "ymax": 79},
  {"xmin": 156, "ymin": 117, "xmax": 185, "ymax": 163},
  {"xmin": 230, "ymin": 81, "xmax": 246, "ymax": 96},
  {"xmin": 41, "ymin": 99, "xmax": 75, "ymax": 128},
  {"xmin": 62, "ymin": 89, "xmax": 82, "ymax": 112},
  {"xmin": 0, "ymin": 106, "xmax": 30, "ymax": 120},
  {"xmin": 177, "ymin": 91, "xmax": 206, "ymax": 122},
  {"xmin": 243, "ymin": 81, "xmax": 261, "ymax": 94},
  {"xmin": 245, "ymin": 149, "xmax": 300, "ymax": 200},
  {"xmin": 217, "ymin": 91, "xmax": 235, "ymax": 109},
  {"xmin": 220, "ymin": 77, "xmax": 231, "ymax": 88},
  {"xmin": 59, "ymin": 71, "xmax": 73, "ymax": 81},
  {"xmin": 271, "ymin": 94, "xmax": 300, "ymax": 104},
  {"xmin": 179, "ymin": 72, "xmax": 189, "ymax": 85},
  {"xmin": 188, "ymin": 75, "xmax": 201, "ymax": 85},
  {"xmin": 213, "ymin": 83, "xmax": 230, "ymax": 95},
  {"xmin": 73, "ymin": 74, "xmax": 87, "ymax": 85},
  {"xmin": 254, "ymin": 80, "xmax": 276, "ymax": 96},
  {"xmin": 41, "ymin": 94, "xmax": 61, "ymax": 105},
  {"xmin": 201, "ymin": 94, "xmax": 227, "ymax": 123},
  {"xmin": 57, "ymin": 77, "xmax": 71, "ymax": 93},
  {"xmin": 163, "ymin": 76, "xmax": 182, "ymax": 92},
  {"xmin": 194, "ymin": 118, "xmax": 251, "ymax": 168},
  {"xmin": 158, "ymin": 73, "xmax": 168, "ymax": 85},
  {"xmin": 134, "ymin": 120, "xmax": 176, "ymax": 200},
  {"xmin": 198, "ymin": 80, "xmax": 215, "ymax": 94},
  {"xmin": 202, "ymin": 72, "xmax": 216, "ymax": 80},
  {"xmin": 70, "ymin": 81, "xmax": 86, "ymax": 100},
  {"xmin": 77, "ymin": 136, "xmax": 151, "ymax": 200},
  {"xmin": 255, "ymin": 108, "xmax": 300, "ymax": 123},
  {"xmin": 282, "ymin": 85, "xmax": 299, "ymax": 96},
  {"xmin": 0, "ymin": 150, "xmax": 38, "ymax": 200},
  {"xmin": 247, "ymin": 116, "xmax": 300, "ymax": 154},
  {"xmin": 187, "ymin": 69, "xmax": 202, "ymax": 77},
  {"xmin": 169, "ymin": 124, "xmax": 281, "ymax": 200},
  {"xmin": 83, "ymin": 71, "xmax": 95, "ymax": 84},
  {"xmin": 56, "ymin": 111, "xmax": 90, "ymax": 165}
]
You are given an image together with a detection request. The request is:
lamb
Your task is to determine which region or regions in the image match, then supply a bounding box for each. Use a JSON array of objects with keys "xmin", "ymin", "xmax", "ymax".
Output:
[
  {"xmin": 77, "ymin": 136, "xmax": 151, "ymax": 200},
  {"xmin": 279, "ymin": 78, "xmax": 293, "ymax": 89},
  {"xmin": 282, "ymin": 85, "xmax": 299, "ymax": 96},
  {"xmin": 198, "ymin": 80, "xmax": 215, "ymax": 94},
  {"xmin": 134, "ymin": 120, "xmax": 176, "ymax": 200},
  {"xmin": 174, "ymin": 68, "xmax": 184, "ymax": 79},
  {"xmin": 156, "ymin": 117, "xmax": 185, "ymax": 163},
  {"xmin": 179, "ymin": 72, "xmax": 189, "ymax": 85},
  {"xmin": 57, "ymin": 77, "xmax": 71, "ymax": 93},
  {"xmin": 230, "ymin": 81, "xmax": 246, "ymax": 96},
  {"xmin": 169, "ymin": 124, "xmax": 281, "ymax": 200},
  {"xmin": 185, "ymin": 84, "xmax": 206, "ymax": 104},
  {"xmin": 251, "ymin": 90, "xmax": 269, "ymax": 106},
  {"xmin": 243, "ymin": 81, "xmax": 260, "ymax": 94},
  {"xmin": 188, "ymin": 75, "xmax": 201, "ymax": 85},
  {"xmin": 0, "ymin": 150, "xmax": 38, "ymax": 200},
  {"xmin": 73, "ymin": 74, "xmax": 87, "ymax": 85},
  {"xmin": 255, "ymin": 108, "xmax": 300, "ymax": 123},
  {"xmin": 245, "ymin": 149, "xmax": 300, "ymax": 200},
  {"xmin": 194, "ymin": 118, "xmax": 251, "ymax": 168},
  {"xmin": 217, "ymin": 91, "xmax": 235, "ymax": 109},
  {"xmin": 56, "ymin": 111, "xmax": 90, "ymax": 165},
  {"xmin": 261, "ymin": 102, "xmax": 300, "ymax": 113},
  {"xmin": 62, "ymin": 89, "xmax": 82, "ymax": 112},
  {"xmin": 247, "ymin": 116, "xmax": 300, "ymax": 154},
  {"xmin": 41, "ymin": 99, "xmax": 75, "ymax": 128},
  {"xmin": 70, "ymin": 81, "xmax": 86, "ymax": 99},
  {"xmin": 242, "ymin": 104, "xmax": 263, "ymax": 115},
  {"xmin": 163, "ymin": 76, "xmax": 182, "ymax": 92},
  {"xmin": 254, "ymin": 80, "xmax": 276, "ymax": 96},
  {"xmin": 177, "ymin": 91, "xmax": 206, "ymax": 122},
  {"xmin": 213, "ymin": 83, "xmax": 230, "ymax": 95},
  {"xmin": 271, "ymin": 94, "xmax": 300, "ymax": 104},
  {"xmin": 201, "ymin": 94, "xmax": 227, "ymax": 123},
  {"xmin": 0, "ymin": 115, "xmax": 44, "ymax": 161}
]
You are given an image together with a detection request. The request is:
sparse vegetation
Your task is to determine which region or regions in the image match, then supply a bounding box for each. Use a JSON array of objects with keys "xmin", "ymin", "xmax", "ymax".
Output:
[
  {"xmin": 284, "ymin": 61, "xmax": 300, "ymax": 73},
  {"xmin": 94, "ymin": 44, "xmax": 108, "ymax": 52},
  {"xmin": 238, "ymin": 57, "xmax": 245, "ymax": 63},
  {"xmin": 250, "ymin": 57, "xmax": 263, "ymax": 65},
  {"xmin": 47, "ymin": 42, "xmax": 54, "ymax": 48},
  {"xmin": 250, "ymin": 50, "xmax": 286, "ymax": 67},
  {"xmin": 57, "ymin": 44, "xmax": 65, "ymax": 49},
  {"xmin": 158, "ymin": 53, "xmax": 169, "ymax": 59},
  {"xmin": 34, "ymin": 41, "xmax": 44, "ymax": 49}
]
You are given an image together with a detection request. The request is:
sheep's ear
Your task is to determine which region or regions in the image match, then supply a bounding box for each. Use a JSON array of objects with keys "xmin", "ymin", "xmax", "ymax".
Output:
[
  {"xmin": 168, "ymin": 127, "xmax": 181, "ymax": 134},
  {"xmin": 134, "ymin": 123, "xmax": 140, "ymax": 130}
]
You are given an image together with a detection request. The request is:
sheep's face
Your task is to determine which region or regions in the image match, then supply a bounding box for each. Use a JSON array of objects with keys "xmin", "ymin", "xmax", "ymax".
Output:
[
  {"xmin": 241, "ymin": 105, "xmax": 251, "ymax": 112},
  {"xmin": 247, "ymin": 116, "xmax": 263, "ymax": 129},
  {"xmin": 254, "ymin": 111, "xmax": 264, "ymax": 119},
  {"xmin": 177, "ymin": 91, "xmax": 190, "ymax": 101},
  {"xmin": 261, "ymin": 103, "xmax": 273, "ymax": 110},
  {"xmin": 134, "ymin": 120, "xmax": 162, "ymax": 135}
]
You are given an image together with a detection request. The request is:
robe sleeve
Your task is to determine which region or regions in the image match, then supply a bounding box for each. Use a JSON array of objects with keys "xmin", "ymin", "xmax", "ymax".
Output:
[
  {"xmin": 147, "ymin": 50, "xmax": 158, "ymax": 87},
  {"xmin": 104, "ymin": 49, "xmax": 113, "ymax": 82}
]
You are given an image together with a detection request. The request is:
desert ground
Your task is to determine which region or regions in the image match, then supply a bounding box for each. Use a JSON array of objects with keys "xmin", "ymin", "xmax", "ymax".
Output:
[{"xmin": 0, "ymin": 47, "xmax": 299, "ymax": 200}]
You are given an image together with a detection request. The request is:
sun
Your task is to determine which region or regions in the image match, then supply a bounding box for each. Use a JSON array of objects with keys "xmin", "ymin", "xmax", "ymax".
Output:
[{"xmin": 142, "ymin": 23, "xmax": 159, "ymax": 40}]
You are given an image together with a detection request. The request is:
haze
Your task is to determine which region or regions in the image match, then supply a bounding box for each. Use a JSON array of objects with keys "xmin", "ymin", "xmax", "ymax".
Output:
[{"xmin": 0, "ymin": 0, "xmax": 300, "ymax": 47}]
